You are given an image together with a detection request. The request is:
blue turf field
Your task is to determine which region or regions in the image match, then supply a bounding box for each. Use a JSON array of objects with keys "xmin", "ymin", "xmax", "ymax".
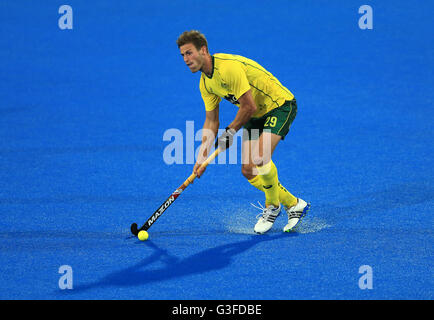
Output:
[{"xmin": 0, "ymin": 0, "xmax": 432, "ymax": 300}]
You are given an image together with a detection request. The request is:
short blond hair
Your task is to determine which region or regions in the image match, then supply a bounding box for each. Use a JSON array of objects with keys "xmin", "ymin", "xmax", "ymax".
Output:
[{"xmin": 176, "ymin": 30, "xmax": 208, "ymax": 52}]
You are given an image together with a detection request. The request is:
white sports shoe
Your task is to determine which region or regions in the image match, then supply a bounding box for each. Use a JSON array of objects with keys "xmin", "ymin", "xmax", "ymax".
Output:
[
  {"xmin": 283, "ymin": 198, "xmax": 310, "ymax": 232},
  {"xmin": 252, "ymin": 202, "xmax": 281, "ymax": 234}
]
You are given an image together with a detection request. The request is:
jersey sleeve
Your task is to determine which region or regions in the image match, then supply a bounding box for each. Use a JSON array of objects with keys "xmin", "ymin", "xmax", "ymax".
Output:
[
  {"xmin": 223, "ymin": 61, "xmax": 251, "ymax": 100},
  {"xmin": 199, "ymin": 76, "xmax": 221, "ymax": 111}
]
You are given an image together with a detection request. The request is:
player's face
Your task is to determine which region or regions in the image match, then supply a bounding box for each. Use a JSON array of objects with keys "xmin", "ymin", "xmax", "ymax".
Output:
[{"xmin": 180, "ymin": 43, "xmax": 205, "ymax": 73}]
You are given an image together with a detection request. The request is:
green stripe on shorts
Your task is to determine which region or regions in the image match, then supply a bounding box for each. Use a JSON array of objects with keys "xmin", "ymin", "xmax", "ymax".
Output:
[{"xmin": 243, "ymin": 99, "xmax": 297, "ymax": 140}]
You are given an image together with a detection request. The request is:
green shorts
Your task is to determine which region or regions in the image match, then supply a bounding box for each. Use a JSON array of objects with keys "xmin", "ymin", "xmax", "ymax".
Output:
[{"xmin": 243, "ymin": 99, "xmax": 297, "ymax": 140}]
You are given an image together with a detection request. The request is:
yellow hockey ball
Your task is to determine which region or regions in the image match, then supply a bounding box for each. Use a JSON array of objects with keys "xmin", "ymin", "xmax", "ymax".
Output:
[{"xmin": 138, "ymin": 230, "xmax": 149, "ymax": 241}]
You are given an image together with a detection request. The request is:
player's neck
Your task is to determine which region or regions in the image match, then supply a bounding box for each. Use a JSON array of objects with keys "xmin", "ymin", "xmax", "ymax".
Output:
[{"xmin": 201, "ymin": 54, "xmax": 213, "ymax": 78}]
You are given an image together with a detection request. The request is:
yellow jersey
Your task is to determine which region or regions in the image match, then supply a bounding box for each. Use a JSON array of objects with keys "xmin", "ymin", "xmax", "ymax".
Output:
[{"xmin": 199, "ymin": 53, "xmax": 294, "ymax": 118}]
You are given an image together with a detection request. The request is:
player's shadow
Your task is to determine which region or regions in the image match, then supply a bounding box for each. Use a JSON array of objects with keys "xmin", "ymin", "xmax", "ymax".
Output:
[{"xmin": 71, "ymin": 232, "xmax": 294, "ymax": 292}]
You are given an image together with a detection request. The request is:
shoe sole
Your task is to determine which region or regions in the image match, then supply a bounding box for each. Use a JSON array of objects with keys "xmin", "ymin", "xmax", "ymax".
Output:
[{"xmin": 284, "ymin": 202, "xmax": 311, "ymax": 233}]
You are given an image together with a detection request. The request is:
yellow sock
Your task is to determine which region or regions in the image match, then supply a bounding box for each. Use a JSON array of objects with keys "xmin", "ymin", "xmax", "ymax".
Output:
[
  {"xmin": 277, "ymin": 181, "xmax": 298, "ymax": 208},
  {"xmin": 247, "ymin": 175, "xmax": 264, "ymax": 191},
  {"xmin": 248, "ymin": 169, "xmax": 298, "ymax": 208},
  {"xmin": 256, "ymin": 160, "xmax": 280, "ymax": 207}
]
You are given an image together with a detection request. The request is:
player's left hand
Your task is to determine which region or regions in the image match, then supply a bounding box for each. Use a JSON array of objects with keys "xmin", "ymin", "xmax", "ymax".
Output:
[
  {"xmin": 193, "ymin": 161, "xmax": 206, "ymax": 179},
  {"xmin": 215, "ymin": 127, "xmax": 237, "ymax": 150}
]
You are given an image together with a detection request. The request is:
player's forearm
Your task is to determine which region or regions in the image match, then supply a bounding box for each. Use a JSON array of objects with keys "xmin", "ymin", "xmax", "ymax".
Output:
[
  {"xmin": 228, "ymin": 103, "xmax": 257, "ymax": 131},
  {"xmin": 198, "ymin": 118, "xmax": 219, "ymax": 160}
]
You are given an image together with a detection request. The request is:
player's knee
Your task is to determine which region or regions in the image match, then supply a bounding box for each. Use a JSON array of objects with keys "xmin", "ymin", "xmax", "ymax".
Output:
[{"xmin": 241, "ymin": 164, "xmax": 255, "ymax": 179}]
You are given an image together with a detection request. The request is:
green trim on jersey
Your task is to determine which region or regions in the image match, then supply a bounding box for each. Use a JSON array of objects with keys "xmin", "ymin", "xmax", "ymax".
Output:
[{"xmin": 205, "ymin": 56, "xmax": 215, "ymax": 79}]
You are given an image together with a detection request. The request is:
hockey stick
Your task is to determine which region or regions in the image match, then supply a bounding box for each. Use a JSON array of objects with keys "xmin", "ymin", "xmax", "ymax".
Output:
[{"xmin": 130, "ymin": 148, "xmax": 221, "ymax": 236}]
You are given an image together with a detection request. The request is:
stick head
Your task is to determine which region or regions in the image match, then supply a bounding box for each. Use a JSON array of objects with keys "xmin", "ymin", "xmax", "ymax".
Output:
[{"xmin": 130, "ymin": 223, "xmax": 139, "ymax": 236}]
